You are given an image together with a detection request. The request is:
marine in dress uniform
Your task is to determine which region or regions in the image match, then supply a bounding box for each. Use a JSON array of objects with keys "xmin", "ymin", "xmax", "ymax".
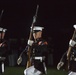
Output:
[
  {"xmin": 57, "ymin": 41, "xmax": 76, "ymax": 75},
  {"xmin": 68, "ymin": 46, "xmax": 76, "ymax": 75},
  {"xmin": 0, "ymin": 27, "xmax": 7, "ymax": 73},
  {"xmin": 24, "ymin": 26, "xmax": 48, "ymax": 75},
  {"xmin": 57, "ymin": 36, "xmax": 76, "ymax": 75}
]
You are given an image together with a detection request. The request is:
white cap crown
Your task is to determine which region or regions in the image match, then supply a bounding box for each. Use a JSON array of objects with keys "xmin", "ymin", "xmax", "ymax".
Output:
[
  {"xmin": 73, "ymin": 24, "xmax": 76, "ymax": 29},
  {"xmin": 0, "ymin": 27, "xmax": 3, "ymax": 31},
  {"xmin": 33, "ymin": 26, "xmax": 44, "ymax": 31}
]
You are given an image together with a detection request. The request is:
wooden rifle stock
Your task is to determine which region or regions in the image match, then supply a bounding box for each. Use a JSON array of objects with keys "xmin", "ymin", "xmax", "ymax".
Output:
[
  {"xmin": 26, "ymin": 5, "xmax": 39, "ymax": 68},
  {"xmin": 67, "ymin": 27, "xmax": 76, "ymax": 71}
]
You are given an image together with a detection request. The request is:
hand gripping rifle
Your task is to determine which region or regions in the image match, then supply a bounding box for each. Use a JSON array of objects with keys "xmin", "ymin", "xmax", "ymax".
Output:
[
  {"xmin": 17, "ymin": 5, "xmax": 39, "ymax": 67},
  {"xmin": 67, "ymin": 25, "xmax": 76, "ymax": 71}
]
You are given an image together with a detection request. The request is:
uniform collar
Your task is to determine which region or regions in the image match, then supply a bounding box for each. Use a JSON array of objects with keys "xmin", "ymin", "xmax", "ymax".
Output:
[{"xmin": 35, "ymin": 38, "xmax": 42, "ymax": 42}]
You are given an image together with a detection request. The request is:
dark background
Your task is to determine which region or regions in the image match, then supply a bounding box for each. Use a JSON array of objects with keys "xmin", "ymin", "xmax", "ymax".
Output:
[{"xmin": 0, "ymin": 0, "xmax": 76, "ymax": 66}]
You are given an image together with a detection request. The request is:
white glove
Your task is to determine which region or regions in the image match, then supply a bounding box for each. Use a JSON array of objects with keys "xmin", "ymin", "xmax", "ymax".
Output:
[
  {"xmin": 69, "ymin": 39, "xmax": 76, "ymax": 47},
  {"xmin": 27, "ymin": 40, "xmax": 34, "ymax": 46},
  {"xmin": 57, "ymin": 61, "xmax": 64, "ymax": 70},
  {"xmin": 17, "ymin": 56, "xmax": 22, "ymax": 65}
]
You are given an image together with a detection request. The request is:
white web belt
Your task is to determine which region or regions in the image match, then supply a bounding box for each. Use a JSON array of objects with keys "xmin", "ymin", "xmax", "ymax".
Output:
[{"xmin": 34, "ymin": 56, "xmax": 45, "ymax": 62}]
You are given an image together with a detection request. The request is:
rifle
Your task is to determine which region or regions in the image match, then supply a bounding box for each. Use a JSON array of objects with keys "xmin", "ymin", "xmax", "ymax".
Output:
[
  {"xmin": 0, "ymin": 10, "xmax": 4, "ymax": 22},
  {"xmin": 26, "ymin": 5, "xmax": 39, "ymax": 68},
  {"xmin": 17, "ymin": 5, "xmax": 39, "ymax": 67},
  {"xmin": 0, "ymin": 10, "xmax": 4, "ymax": 42},
  {"xmin": 67, "ymin": 25, "xmax": 76, "ymax": 71}
]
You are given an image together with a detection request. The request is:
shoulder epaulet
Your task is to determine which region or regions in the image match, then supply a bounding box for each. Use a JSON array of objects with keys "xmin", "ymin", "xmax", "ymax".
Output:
[
  {"xmin": 38, "ymin": 41, "xmax": 48, "ymax": 45},
  {"xmin": 43, "ymin": 41, "xmax": 48, "ymax": 45}
]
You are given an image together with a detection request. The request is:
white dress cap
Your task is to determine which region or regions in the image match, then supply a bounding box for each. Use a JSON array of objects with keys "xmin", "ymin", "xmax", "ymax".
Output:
[
  {"xmin": 33, "ymin": 26, "xmax": 44, "ymax": 31},
  {"xmin": 73, "ymin": 24, "xmax": 76, "ymax": 29},
  {"xmin": 0, "ymin": 27, "xmax": 3, "ymax": 31},
  {"xmin": 3, "ymin": 28, "xmax": 7, "ymax": 32}
]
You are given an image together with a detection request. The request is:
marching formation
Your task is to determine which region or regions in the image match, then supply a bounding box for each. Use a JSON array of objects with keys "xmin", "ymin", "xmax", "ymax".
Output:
[{"xmin": 0, "ymin": 4, "xmax": 76, "ymax": 75}]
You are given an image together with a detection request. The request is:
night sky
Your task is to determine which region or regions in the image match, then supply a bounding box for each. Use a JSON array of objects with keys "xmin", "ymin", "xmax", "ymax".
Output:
[{"xmin": 0, "ymin": 0, "xmax": 76, "ymax": 64}]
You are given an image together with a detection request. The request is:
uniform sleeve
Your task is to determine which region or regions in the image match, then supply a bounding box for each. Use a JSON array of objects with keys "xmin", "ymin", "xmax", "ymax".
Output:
[{"xmin": 60, "ymin": 51, "xmax": 67, "ymax": 63}]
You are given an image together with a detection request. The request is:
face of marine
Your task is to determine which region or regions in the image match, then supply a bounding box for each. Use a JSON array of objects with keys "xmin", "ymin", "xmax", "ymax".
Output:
[{"xmin": 33, "ymin": 31, "xmax": 42, "ymax": 40}]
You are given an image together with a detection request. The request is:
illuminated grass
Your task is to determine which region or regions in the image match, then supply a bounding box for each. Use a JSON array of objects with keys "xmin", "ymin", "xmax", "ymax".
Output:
[{"xmin": 1, "ymin": 66, "xmax": 67, "ymax": 75}]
